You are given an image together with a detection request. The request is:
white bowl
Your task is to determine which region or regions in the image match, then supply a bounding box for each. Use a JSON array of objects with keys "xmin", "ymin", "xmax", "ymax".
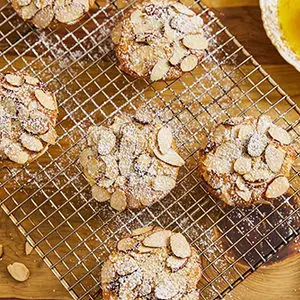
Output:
[{"xmin": 260, "ymin": 0, "xmax": 300, "ymax": 72}]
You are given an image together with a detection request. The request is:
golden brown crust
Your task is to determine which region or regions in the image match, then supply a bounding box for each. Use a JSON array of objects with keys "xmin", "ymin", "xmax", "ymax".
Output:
[
  {"xmin": 113, "ymin": 0, "xmax": 208, "ymax": 81},
  {"xmin": 101, "ymin": 226, "xmax": 202, "ymax": 299},
  {"xmin": 198, "ymin": 115, "xmax": 296, "ymax": 207}
]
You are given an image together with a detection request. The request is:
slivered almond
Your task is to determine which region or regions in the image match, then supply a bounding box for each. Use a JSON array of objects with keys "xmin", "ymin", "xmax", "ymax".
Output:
[
  {"xmin": 180, "ymin": 54, "xmax": 198, "ymax": 72},
  {"xmin": 92, "ymin": 185, "xmax": 110, "ymax": 202},
  {"xmin": 55, "ymin": 3, "xmax": 85, "ymax": 24},
  {"xmin": 238, "ymin": 124, "xmax": 255, "ymax": 143},
  {"xmin": 236, "ymin": 189, "xmax": 252, "ymax": 202},
  {"xmin": 5, "ymin": 74, "xmax": 23, "ymax": 86},
  {"xmin": 157, "ymin": 126, "xmax": 173, "ymax": 154},
  {"xmin": 265, "ymin": 144, "xmax": 285, "ymax": 172},
  {"xmin": 234, "ymin": 157, "xmax": 252, "ymax": 175},
  {"xmin": 268, "ymin": 125, "xmax": 292, "ymax": 145},
  {"xmin": 143, "ymin": 230, "xmax": 171, "ymax": 248},
  {"xmin": 132, "ymin": 226, "xmax": 154, "ymax": 236},
  {"xmin": 20, "ymin": 133, "xmax": 43, "ymax": 152},
  {"xmin": 110, "ymin": 189, "xmax": 127, "ymax": 211},
  {"xmin": 183, "ymin": 34, "xmax": 208, "ymax": 50},
  {"xmin": 25, "ymin": 241, "xmax": 33, "ymax": 256},
  {"xmin": 266, "ymin": 176, "xmax": 289, "ymax": 198},
  {"xmin": 169, "ymin": 44, "xmax": 187, "ymax": 65},
  {"xmin": 7, "ymin": 262, "xmax": 30, "ymax": 282},
  {"xmin": 117, "ymin": 238, "xmax": 138, "ymax": 252},
  {"xmin": 166, "ymin": 255, "xmax": 187, "ymax": 272},
  {"xmin": 24, "ymin": 75, "xmax": 39, "ymax": 85},
  {"xmin": 101, "ymin": 260, "xmax": 116, "ymax": 283},
  {"xmin": 247, "ymin": 133, "xmax": 268, "ymax": 157},
  {"xmin": 39, "ymin": 127, "xmax": 57, "ymax": 145},
  {"xmin": 35, "ymin": 89, "xmax": 56, "ymax": 110},
  {"xmin": 150, "ymin": 59, "xmax": 170, "ymax": 81},
  {"xmin": 257, "ymin": 115, "xmax": 272, "ymax": 134},
  {"xmin": 4, "ymin": 143, "xmax": 29, "ymax": 164},
  {"xmin": 170, "ymin": 233, "xmax": 191, "ymax": 258},
  {"xmin": 153, "ymin": 148, "xmax": 184, "ymax": 167},
  {"xmin": 170, "ymin": 3, "xmax": 195, "ymax": 16},
  {"xmin": 152, "ymin": 175, "xmax": 176, "ymax": 192},
  {"xmin": 32, "ymin": 6, "xmax": 54, "ymax": 28}
]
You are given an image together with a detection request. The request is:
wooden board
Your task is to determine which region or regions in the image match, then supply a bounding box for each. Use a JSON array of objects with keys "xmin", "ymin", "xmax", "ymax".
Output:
[{"xmin": 0, "ymin": 0, "xmax": 299, "ymax": 299}]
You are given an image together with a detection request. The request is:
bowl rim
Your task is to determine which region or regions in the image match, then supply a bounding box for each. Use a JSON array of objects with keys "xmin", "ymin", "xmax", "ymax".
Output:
[{"xmin": 259, "ymin": 0, "xmax": 300, "ymax": 72}]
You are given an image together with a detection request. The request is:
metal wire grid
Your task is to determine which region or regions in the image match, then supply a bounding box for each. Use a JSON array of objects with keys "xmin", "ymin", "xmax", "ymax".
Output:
[{"xmin": 0, "ymin": 0, "xmax": 299, "ymax": 299}]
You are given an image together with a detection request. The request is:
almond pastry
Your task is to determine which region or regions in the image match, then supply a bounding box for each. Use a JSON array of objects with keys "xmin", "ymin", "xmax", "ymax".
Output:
[
  {"xmin": 11, "ymin": 0, "xmax": 95, "ymax": 28},
  {"xmin": 198, "ymin": 115, "xmax": 296, "ymax": 206},
  {"xmin": 80, "ymin": 107, "xmax": 184, "ymax": 211},
  {"xmin": 0, "ymin": 72, "xmax": 58, "ymax": 166},
  {"xmin": 112, "ymin": 0, "xmax": 208, "ymax": 81},
  {"xmin": 101, "ymin": 226, "xmax": 202, "ymax": 299}
]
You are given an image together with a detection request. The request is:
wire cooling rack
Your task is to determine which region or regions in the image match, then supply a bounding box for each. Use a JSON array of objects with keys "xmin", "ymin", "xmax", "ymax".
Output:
[{"xmin": 0, "ymin": 0, "xmax": 299, "ymax": 299}]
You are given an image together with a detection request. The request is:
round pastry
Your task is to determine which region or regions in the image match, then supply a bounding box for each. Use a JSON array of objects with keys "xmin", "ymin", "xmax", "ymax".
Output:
[
  {"xmin": 0, "ymin": 72, "xmax": 58, "ymax": 166},
  {"xmin": 11, "ymin": 0, "xmax": 95, "ymax": 28},
  {"xmin": 101, "ymin": 226, "xmax": 202, "ymax": 299},
  {"xmin": 199, "ymin": 115, "xmax": 296, "ymax": 207},
  {"xmin": 112, "ymin": 0, "xmax": 208, "ymax": 81},
  {"xmin": 80, "ymin": 108, "xmax": 184, "ymax": 211}
]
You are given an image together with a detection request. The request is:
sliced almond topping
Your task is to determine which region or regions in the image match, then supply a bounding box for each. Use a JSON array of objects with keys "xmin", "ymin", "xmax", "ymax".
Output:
[
  {"xmin": 4, "ymin": 143, "xmax": 29, "ymax": 164},
  {"xmin": 164, "ymin": 22, "xmax": 177, "ymax": 43},
  {"xmin": 203, "ymin": 154, "xmax": 233, "ymax": 174},
  {"xmin": 21, "ymin": 2, "xmax": 38, "ymax": 20},
  {"xmin": 143, "ymin": 230, "xmax": 171, "ymax": 248},
  {"xmin": 55, "ymin": 3, "xmax": 85, "ymax": 24},
  {"xmin": 247, "ymin": 133, "xmax": 268, "ymax": 157},
  {"xmin": 170, "ymin": 3, "xmax": 195, "ymax": 16},
  {"xmin": 236, "ymin": 189, "xmax": 252, "ymax": 202},
  {"xmin": 85, "ymin": 157, "xmax": 100, "ymax": 179},
  {"xmin": 266, "ymin": 176, "xmax": 289, "ymax": 199},
  {"xmin": 152, "ymin": 175, "xmax": 176, "ymax": 192},
  {"xmin": 268, "ymin": 125, "xmax": 292, "ymax": 145},
  {"xmin": 132, "ymin": 226, "xmax": 154, "ymax": 236},
  {"xmin": 234, "ymin": 157, "xmax": 252, "ymax": 175},
  {"xmin": 16, "ymin": 0, "xmax": 31, "ymax": 7},
  {"xmin": 257, "ymin": 115, "xmax": 272, "ymax": 134},
  {"xmin": 25, "ymin": 241, "xmax": 33, "ymax": 256},
  {"xmin": 203, "ymin": 172, "xmax": 222, "ymax": 189},
  {"xmin": 79, "ymin": 148, "xmax": 93, "ymax": 168},
  {"xmin": 101, "ymin": 260, "xmax": 116, "ymax": 283},
  {"xmin": 115, "ymin": 255, "xmax": 138, "ymax": 276},
  {"xmin": 5, "ymin": 74, "xmax": 23, "ymax": 86},
  {"xmin": 111, "ymin": 22, "xmax": 122, "ymax": 44},
  {"xmin": 97, "ymin": 127, "xmax": 116, "ymax": 156},
  {"xmin": 170, "ymin": 14, "xmax": 203, "ymax": 34},
  {"xmin": 183, "ymin": 34, "xmax": 208, "ymax": 50},
  {"xmin": 182, "ymin": 291, "xmax": 200, "ymax": 300},
  {"xmin": 137, "ymin": 245, "xmax": 154, "ymax": 253},
  {"xmin": 170, "ymin": 233, "xmax": 191, "ymax": 258},
  {"xmin": 238, "ymin": 124, "xmax": 255, "ymax": 143},
  {"xmin": 20, "ymin": 133, "xmax": 43, "ymax": 152},
  {"xmin": 110, "ymin": 189, "xmax": 127, "ymax": 211},
  {"xmin": 117, "ymin": 237, "xmax": 138, "ymax": 252},
  {"xmin": 180, "ymin": 54, "xmax": 198, "ymax": 72},
  {"xmin": 24, "ymin": 75, "xmax": 39, "ymax": 85},
  {"xmin": 91, "ymin": 185, "xmax": 110, "ymax": 203},
  {"xmin": 236, "ymin": 176, "xmax": 248, "ymax": 191},
  {"xmin": 7, "ymin": 262, "xmax": 30, "ymax": 282},
  {"xmin": 169, "ymin": 44, "xmax": 187, "ymax": 65},
  {"xmin": 39, "ymin": 127, "xmax": 57, "ymax": 145},
  {"xmin": 166, "ymin": 255, "xmax": 187, "ymax": 272},
  {"xmin": 34, "ymin": 89, "xmax": 56, "ymax": 110},
  {"xmin": 134, "ymin": 106, "xmax": 154, "ymax": 124},
  {"xmin": 32, "ymin": 6, "xmax": 54, "ymax": 28},
  {"xmin": 150, "ymin": 59, "xmax": 170, "ymax": 81},
  {"xmin": 265, "ymin": 144, "xmax": 286, "ymax": 173},
  {"xmin": 155, "ymin": 279, "xmax": 179, "ymax": 299},
  {"xmin": 153, "ymin": 148, "xmax": 184, "ymax": 167},
  {"xmin": 157, "ymin": 126, "xmax": 173, "ymax": 154},
  {"xmin": 0, "ymin": 244, "xmax": 3, "ymax": 258}
]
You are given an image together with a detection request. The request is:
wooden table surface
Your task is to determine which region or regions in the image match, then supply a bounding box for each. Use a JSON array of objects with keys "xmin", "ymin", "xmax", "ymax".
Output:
[{"xmin": 0, "ymin": 0, "xmax": 299, "ymax": 299}]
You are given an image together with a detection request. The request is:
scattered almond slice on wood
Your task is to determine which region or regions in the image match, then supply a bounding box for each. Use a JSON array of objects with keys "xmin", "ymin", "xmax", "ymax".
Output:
[
  {"xmin": 132, "ymin": 226, "xmax": 154, "ymax": 236},
  {"xmin": 35, "ymin": 89, "xmax": 56, "ymax": 110},
  {"xmin": 25, "ymin": 241, "xmax": 33, "ymax": 255},
  {"xmin": 7, "ymin": 262, "xmax": 30, "ymax": 282},
  {"xmin": 266, "ymin": 176, "xmax": 289, "ymax": 198},
  {"xmin": 170, "ymin": 233, "xmax": 191, "ymax": 258},
  {"xmin": 180, "ymin": 54, "xmax": 198, "ymax": 72},
  {"xmin": 166, "ymin": 255, "xmax": 187, "ymax": 272},
  {"xmin": 20, "ymin": 133, "xmax": 43, "ymax": 152},
  {"xmin": 157, "ymin": 126, "xmax": 173, "ymax": 154},
  {"xmin": 183, "ymin": 34, "xmax": 208, "ymax": 50},
  {"xmin": 101, "ymin": 260, "xmax": 116, "ymax": 283},
  {"xmin": 117, "ymin": 237, "xmax": 138, "ymax": 252},
  {"xmin": 110, "ymin": 189, "xmax": 127, "ymax": 211},
  {"xmin": 150, "ymin": 59, "xmax": 170, "ymax": 81},
  {"xmin": 152, "ymin": 175, "xmax": 176, "ymax": 192},
  {"xmin": 143, "ymin": 230, "xmax": 171, "ymax": 248},
  {"xmin": 265, "ymin": 144, "xmax": 286, "ymax": 172},
  {"xmin": 5, "ymin": 74, "xmax": 24, "ymax": 86},
  {"xmin": 234, "ymin": 156, "xmax": 252, "ymax": 175},
  {"xmin": 92, "ymin": 185, "xmax": 110, "ymax": 203},
  {"xmin": 4, "ymin": 143, "xmax": 29, "ymax": 164},
  {"xmin": 39, "ymin": 127, "xmax": 57, "ymax": 145},
  {"xmin": 153, "ymin": 148, "xmax": 184, "ymax": 167},
  {"xmin": 247, "ymin": 133, "xmax": 268, "ymax": 157},
  {"xmin": 268, "ymin": 125, "xmax": 292, "ymax": 145}
]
